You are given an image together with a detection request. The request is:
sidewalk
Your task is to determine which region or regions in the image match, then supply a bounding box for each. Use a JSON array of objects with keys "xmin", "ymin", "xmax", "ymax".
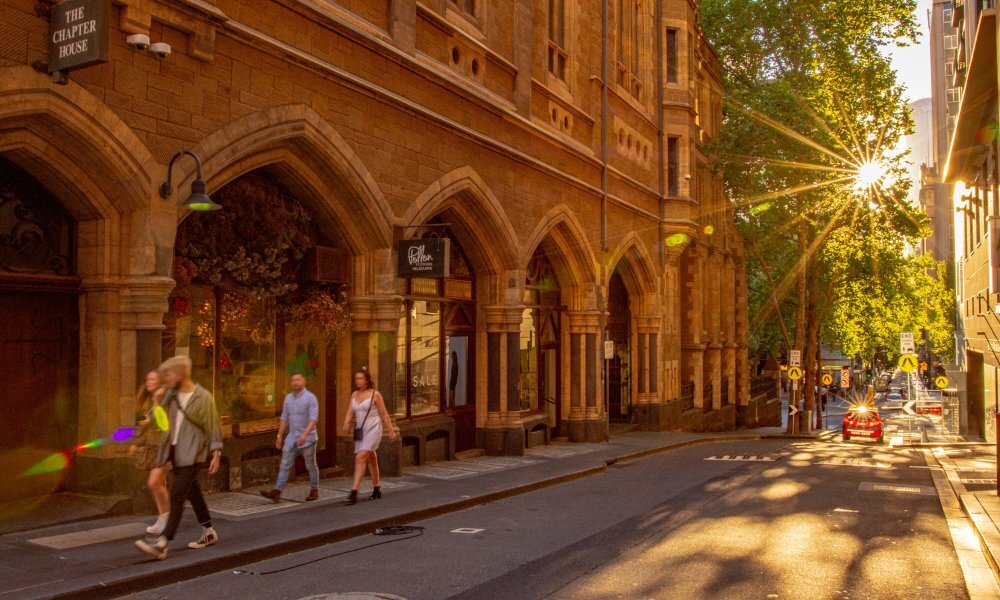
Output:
[
  {"xmin": 929, "ymin": 445, "xmax": 1000, "ymax": 597},
  {"xmin": 0, "ymin": 427, "xmax": 813, "ymax": 600}
]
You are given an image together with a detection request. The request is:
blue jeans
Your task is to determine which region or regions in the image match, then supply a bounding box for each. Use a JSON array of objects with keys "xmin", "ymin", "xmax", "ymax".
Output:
[{"xmin": 275, "ymin": 441, "xmax": 319, "ymax": 491}]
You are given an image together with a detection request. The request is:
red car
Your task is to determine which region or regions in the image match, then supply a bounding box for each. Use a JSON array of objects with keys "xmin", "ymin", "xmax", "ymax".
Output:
[{"xmin": 842, "ymin": 405, "xmax": 884, "ymax": 443}]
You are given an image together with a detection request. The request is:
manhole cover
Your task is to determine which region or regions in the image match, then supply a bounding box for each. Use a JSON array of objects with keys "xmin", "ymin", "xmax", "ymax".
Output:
[{"xmin": 299, "ymin": 594, "xmax": 407, "ymax": 600}]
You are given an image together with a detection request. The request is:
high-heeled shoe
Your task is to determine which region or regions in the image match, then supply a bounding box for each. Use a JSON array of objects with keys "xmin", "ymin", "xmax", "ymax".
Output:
[
  {"xmin": 369, "ymin": 486, "xmax": 382, "ymax": 501},
  {"xmin": 345, "ymin": 490, "xmax": 358, "ymax": 505}
]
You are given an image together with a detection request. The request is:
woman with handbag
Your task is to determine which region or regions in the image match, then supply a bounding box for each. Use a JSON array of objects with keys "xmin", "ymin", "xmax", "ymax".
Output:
[
  {"xmin": 128, "ymin": 370, "xmax": 171, "ymax": 535},
  {"xmin": 342, "ymin": 367, "xmax": 396, "ymax": 505}
]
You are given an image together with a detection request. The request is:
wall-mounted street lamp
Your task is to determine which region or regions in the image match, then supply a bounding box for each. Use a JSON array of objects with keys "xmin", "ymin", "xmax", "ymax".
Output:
[{"xmin": 159, "ymin": 150, "xmax": 221, "ymax": 212}]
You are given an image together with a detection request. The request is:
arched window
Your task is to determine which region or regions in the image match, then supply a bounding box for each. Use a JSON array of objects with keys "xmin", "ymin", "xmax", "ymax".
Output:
[{"xmin": 520, "ymin": 247, "xmax": 562, "ymax": 414}]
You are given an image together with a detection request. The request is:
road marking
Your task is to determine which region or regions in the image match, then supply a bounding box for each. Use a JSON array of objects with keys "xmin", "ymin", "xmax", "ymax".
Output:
[
  {"xmin": 705, "ymin": 454, "xmax": 778, "ymax": 462},
  {"xmin": 450, "ymin": 528, "xmax": 484, "ymax": 534},
  {"xmin": 833, "ymin": 508, "xmax": 860, "ymax": 513},
  {"xmin": 818, "ymin": 457, "xmax": 892, "ymax": 469},
  {"xmin": 858, "ymin": 482, "xmax": 937, "ymax": 496},
  {"xmin": 960, "ymin": 478, "xmax": 998, "ymax": 485},
  {"xmin": 28, "ymin": 522, "xmax": 147, "ymax": 549}
]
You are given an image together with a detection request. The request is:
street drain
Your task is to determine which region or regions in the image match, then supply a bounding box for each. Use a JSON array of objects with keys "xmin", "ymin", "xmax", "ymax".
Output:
[
  {"xmin": 859, "ymin": 482, "xmax": 937, "ymax": 496},
  {"xmin": 298, "ymin": 595, "xmax": 407, "ymax": 600}
]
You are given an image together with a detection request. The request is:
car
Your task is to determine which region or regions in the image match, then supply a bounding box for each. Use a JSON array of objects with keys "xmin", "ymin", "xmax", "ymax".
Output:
[
  {"xmin": 884, "ymin": 392, "xmax": 903, "ymax": 403},
  {"xmin": 842, "ymin": 404, "xmax": 884, "ymax": 443}
]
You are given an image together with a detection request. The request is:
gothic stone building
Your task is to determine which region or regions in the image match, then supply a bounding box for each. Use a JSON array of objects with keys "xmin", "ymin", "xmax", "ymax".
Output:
[{"xmin": 0, "ymin": 0, "xmax": 762, "ymax": 504}]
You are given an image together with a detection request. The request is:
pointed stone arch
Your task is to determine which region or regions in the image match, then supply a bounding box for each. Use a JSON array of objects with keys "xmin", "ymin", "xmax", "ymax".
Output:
[
  {"xmin": 184, "ymin": 105, "xmax": 394, "ymax": 255},
  {"xmin": 404, "ymin": 167, "xmax": 520, "ymax": 300},
  {"xmin": 521, "ymin": 204, "xmax": 599, "ymax": 311},
  {"xmin": 607, "ymin": 232, "xmax": 658, "ymax": 311}
]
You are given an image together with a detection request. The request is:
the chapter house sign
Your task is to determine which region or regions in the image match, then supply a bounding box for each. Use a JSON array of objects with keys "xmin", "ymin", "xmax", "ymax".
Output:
[
  {"xmin": 397, "ymin": 238, "xmax": 451, "ymax": 278},
  {"xmin": 48, "ymin": 0, "xmax": 110, "ymax": 74}
]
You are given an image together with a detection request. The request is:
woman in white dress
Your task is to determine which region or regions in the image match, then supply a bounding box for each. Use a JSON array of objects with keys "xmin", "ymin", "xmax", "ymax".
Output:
[{"xmin": 342, "ymin": 367, "xmax": 397, "ymax": 504}]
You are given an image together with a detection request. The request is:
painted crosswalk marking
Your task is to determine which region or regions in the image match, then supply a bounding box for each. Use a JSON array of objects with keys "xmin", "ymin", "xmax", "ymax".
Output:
[{"xmin": 704, "ymin": 454, "xmax": 777, "ymax": 462}]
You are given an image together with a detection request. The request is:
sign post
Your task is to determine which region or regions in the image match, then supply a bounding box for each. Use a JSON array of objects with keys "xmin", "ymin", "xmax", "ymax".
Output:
[
  {"xmin": 788, "ymin": 350, "xmax": 802, "ymax": 434},
  {"xmin": 900, "ymin": 331, "xmax": 915, "ymax": 355},
  {"xmin": 396, "ymin": 238, "xmax": 451, "ymax": 278}
]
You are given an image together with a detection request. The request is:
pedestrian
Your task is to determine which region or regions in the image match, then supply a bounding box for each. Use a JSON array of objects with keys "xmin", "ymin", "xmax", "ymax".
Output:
[
  {"xmin": 134, "ymin": 355, "xmax": 223, "ymax": 560},
  {"xmin": 342, "ymin": 367, "xmax": 396, "ymax": 505},
  {"xmin": 260, "ymin": 372, "xmax": 321, "ymax": 502},
  {"xmin": 127, "ymin": 370, "xmax": 170, "ymax": 535}
]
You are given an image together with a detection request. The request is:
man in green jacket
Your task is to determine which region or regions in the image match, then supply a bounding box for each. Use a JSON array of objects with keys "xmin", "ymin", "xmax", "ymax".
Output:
[{"xmin": 135, "ymin": 355, "xmax": 223, "ymax": 560}]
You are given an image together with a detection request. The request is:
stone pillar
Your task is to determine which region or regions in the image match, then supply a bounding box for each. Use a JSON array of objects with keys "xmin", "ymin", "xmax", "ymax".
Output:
[
  {"xmin": 565, "ymin": 310, "xmax": 604, "ymax": 442},
  {"xmin": 482, "ymin": 305, "xmax": 526, "ymax": 455},
  {"xmin": 632, "ymin": 315, "xmax": 668, "ymax": 431},
  {"xmin": 734, "ymin": 257, "xmax": 751, "ymax": 406},
  {"xmin": 343, "ymin": 296, "xmax": 405, "ymax": 475},
  {"xmin": 682, "ymin": 245, "xmax": 707, "ymax": 408}
]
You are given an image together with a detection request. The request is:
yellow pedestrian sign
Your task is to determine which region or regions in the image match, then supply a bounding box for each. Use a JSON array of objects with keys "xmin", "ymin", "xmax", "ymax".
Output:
[
  {"xmin": 788, "ymin": 366, "xmax": 803, "ymax": 381},
  {"xmin": 899, "ymin": 353, "xmax": 917, "ymax": 373},
  {"xmin": 821, "ymin": 373, "xmax": 833, "ymax": 386},
  {"xmin": 935, "ymin": 375, "xmax": 949, "ymax": 389}
]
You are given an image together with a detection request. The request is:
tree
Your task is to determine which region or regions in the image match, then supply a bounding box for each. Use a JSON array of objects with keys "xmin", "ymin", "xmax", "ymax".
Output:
[{"xmin": 701, "ymin": 0, "xmax": 953, "ymax": 428}]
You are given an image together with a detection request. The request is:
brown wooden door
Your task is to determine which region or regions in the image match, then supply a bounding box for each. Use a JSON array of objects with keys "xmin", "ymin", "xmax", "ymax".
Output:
[{"xmin": 0, "ymin": 289, "xmax": 79, "ymax": 454}]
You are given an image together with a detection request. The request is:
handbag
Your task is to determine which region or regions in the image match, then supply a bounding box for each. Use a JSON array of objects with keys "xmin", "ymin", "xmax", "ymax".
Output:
[{"xmin": 353, "ymin": 391, "xmax": 375, "ymax": 442}]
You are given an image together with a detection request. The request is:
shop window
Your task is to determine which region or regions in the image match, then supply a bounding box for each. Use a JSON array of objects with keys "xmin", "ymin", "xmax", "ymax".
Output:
[
  {"xmin": 396, "ymin": 227, "xmax": 475, "ymax": 418},
  {"xmin": 164, "ymin": 172, "xmax": 345, "ymax": 428}
]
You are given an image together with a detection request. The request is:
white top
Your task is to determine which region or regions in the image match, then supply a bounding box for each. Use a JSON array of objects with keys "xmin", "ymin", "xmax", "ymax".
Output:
[{"xmin": 172, "ymin": 390, "xmax": 194, "ymax": 445}]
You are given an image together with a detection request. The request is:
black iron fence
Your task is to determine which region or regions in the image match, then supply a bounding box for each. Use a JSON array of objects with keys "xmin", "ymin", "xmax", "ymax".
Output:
[
  {"xmin": 750, "ymin": 376, "xmax": 779, "ymax": 400},
  {"xmin": 680, "ymin": 382, "xmax": 695, "ymax": 411},
  {"xmin": 702, "ymin": 384, "xmax": 714, "ymax": 412},
  {"xmin": 720, "ymin": 379, "xmax": 730, "ymax": 407}
]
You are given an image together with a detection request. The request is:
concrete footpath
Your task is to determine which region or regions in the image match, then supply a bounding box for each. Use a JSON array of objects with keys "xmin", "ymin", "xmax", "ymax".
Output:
[{"xmin": 0, "ymin": 428, "xmax": 815, "ymax": 600}]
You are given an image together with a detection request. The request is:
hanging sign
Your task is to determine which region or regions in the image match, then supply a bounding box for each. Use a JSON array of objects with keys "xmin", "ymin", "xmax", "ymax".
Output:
[
  {"xmin": 48, "ymin": 0, "xmax": 111, "ymax": 74},
  {"xmin": 397, "ymin": 238, "xmax": 451, "ymax": 278}
]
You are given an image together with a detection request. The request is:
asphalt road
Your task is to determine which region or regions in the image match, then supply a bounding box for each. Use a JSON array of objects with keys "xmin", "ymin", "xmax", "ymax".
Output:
[{"xmin": 129, "ymin": 438, "xmax": 968, "ymax": 600}]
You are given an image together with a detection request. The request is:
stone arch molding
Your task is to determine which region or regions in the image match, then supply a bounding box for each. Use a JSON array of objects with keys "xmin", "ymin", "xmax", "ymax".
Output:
[
  {"xmin": 521, "ymin": 204, "xmax": 600, "ymax": 311},
  {"xmin": 403, "ymin": 166, "xmax": 520, "ymax": 278},
  {"xmin": 607, "ymin": 231, "xmax": 659, "ymax": 312},
  {"xmin": 182, "ymin": 104, "xmax": 394, "ymax": 254},
  {"xmin": 0, "ymin": 67, "xmax": 156, "ymax": 218}
]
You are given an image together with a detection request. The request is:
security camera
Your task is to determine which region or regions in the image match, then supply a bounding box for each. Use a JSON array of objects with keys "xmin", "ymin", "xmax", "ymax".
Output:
[
  {"xmin": 149, "ymin": 42, "xmax": 171, "ymax": 59},
  {"xmin": 126, "ymin": 34, "xmax": 150, "ymax": 51}
]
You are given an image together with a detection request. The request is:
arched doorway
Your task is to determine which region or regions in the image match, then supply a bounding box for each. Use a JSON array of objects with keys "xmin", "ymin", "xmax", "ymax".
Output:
[
  {"xmin": 394, "ymin": 225, "xmax": 478, "ymax": 454},
  {"xmin": 520, "ymin": 247, "xmax": 563, "ymax": 440},
  {"xmin": 163, "ymin": 170, "xmax": 351, "ymax": 486},
  {"xmin": 0, "ymin": 157, "xmax": 79, "ymax": 499},
  {"xmin": 607, "ymin": 268, "xmax": 632, "ymax": 422}
]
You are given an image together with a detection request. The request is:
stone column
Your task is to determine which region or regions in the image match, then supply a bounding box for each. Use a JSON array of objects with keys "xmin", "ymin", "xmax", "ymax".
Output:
[
  {"xmin": 632, "ymin": 315, "xmax": 667, "ymax": 431},
  {"xmin": 482, "ymin": 305, "xmax": 526, "ymax": 455},
  {"xmin": 345, "ymin": 296, "xmax": 404, "ymax": 475},
  {"xmin": 565, "ymin": 310, "xmax": 603, "ymax": 442},
  {"xmin": 682, "ymin": 245, "xmax": 707, "ymax": 409},
  {"xmin": 390, "ymin": 0, "xmax": 416, "ymax": 53}
]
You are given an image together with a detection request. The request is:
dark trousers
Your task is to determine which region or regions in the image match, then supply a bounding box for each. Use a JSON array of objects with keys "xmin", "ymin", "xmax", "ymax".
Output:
[{"xmin": 163, "ymin": 447, "xmax": 212, "ymax": 541}]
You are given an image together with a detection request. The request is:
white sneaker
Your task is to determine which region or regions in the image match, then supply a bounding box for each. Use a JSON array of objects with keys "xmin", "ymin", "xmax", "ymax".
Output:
[
  {"xmin": 135, "ymin": 536, "xmax": 168, "ymax": 560},
  {"xmin": 146, "ymin": 513, "xmax": 168, "ymax": 536},
  {"xmin": 187, "ymin": 527, "xmax": 218, "ymax": 549}
]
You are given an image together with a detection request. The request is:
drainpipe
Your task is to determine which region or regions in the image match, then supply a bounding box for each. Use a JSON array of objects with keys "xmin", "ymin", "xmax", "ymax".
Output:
[
  {"xmin": 656, "ymin": 0, "xmax": 665, "ymax": 269},
  {"xmin": 600, "ymin": 0, "xmax": 609, "ymax": 253}
]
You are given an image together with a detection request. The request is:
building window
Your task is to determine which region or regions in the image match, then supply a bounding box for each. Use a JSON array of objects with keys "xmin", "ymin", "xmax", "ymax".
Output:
[
  {"xmin": 944, "ymin": 8, "xmax": 953, "ymax": 21},
  {"xmin": 945, "ymin": 62, "xmax": 955, "ymax": 77},
  {"xmin": 947, "ymin": 88, "xmax": 961, "ymax": 104},
  {"xmin": 548, "ymin": 0, "xmax": 567, "ymax": 80},
  {"xmin": 617, "ymin": 0, "xmax": 644, "ymax": 100},
  {"xmin": 945, "ymin": 34, "xmax": 958, "ymax": 49},
  {"xmin": 520, "ymin": 248, "xmax": 561, "ymax": 414},
  {"xmin": 665, "ymin": 28, "xmax": 678, "ymax": 84},
  {"xmin": 667, "ymin": 136, "xmax": 680, "ymax": 197},
  {"xmin": 453, "ymin": 0, "xmax": 475, "ymax": 15}
]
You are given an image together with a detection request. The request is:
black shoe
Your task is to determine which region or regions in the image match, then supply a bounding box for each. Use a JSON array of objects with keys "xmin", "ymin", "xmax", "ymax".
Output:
[
  {"xmin": 345, "ymin": 490, "xmax": 358, "ymax": 505},
  {"xmin": 369, "ymin": 486, "xmax": 382, "ymax": 501}
]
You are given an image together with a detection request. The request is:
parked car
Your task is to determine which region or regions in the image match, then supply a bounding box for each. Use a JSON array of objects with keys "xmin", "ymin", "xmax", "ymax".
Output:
[
  {"xmin": 884, "ymin": 391, "xmax": 903, "ymax": 404},
  {"xmin": 842, "ymin": 405, "xmax": 884, "ymax": 443}
]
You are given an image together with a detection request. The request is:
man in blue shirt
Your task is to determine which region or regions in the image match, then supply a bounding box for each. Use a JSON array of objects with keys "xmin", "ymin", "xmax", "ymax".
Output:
[{"xmin": 261, "ymin": 372, "xmax": 320, "ymax": 502}]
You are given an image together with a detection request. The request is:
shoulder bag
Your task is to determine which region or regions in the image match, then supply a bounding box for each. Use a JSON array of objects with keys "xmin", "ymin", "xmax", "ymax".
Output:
[{"xmin": 354, "ymin": 390, "xmax": 375, "ymax": 442}]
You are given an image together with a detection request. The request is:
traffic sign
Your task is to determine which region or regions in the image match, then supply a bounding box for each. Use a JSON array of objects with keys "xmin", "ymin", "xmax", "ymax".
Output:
[
  {"xmin": 920, "ymin": 361, "xmax": 928, "ymax": 371},
  {"xmin": 787, "ymin": 366, "xmax": 803, "ymax": 381},
  {"xmin": 840, "ymin": 367, "xmax": 851, "ymax": 388},
  {"xmin": 821, "ymin": 373, "xmax": 833, "ymax": 386},
  {"xmin": 788, "ymin": 403, "xmax": 799, "ymax": 416},
  {"xmin": 935, "ymin": 375, "xmax": 949, "ymax": 389},
  {"xmin": 902, "ymin": 401, "xmax": 916, "ymax": 416},
  {"xmin": 789, "ymin": 350, "xmax": 801, "ymax": 367},
  {"xmin": 898, "ymin": 354, "xmax": 917, "ymax": 372},
  {"xmin": 900, "ymin": 331, "xmax": 915, "ymax": 354}
]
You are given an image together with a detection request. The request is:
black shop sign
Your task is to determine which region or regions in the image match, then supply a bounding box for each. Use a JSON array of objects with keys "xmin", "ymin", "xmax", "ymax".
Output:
[
  {"xmin": 397, "ymin": 238, "xmax": 451, "ymax": 278},
  {"xmin": 48, "ymin": 0, "xmax": 110, "ymax": 74}
]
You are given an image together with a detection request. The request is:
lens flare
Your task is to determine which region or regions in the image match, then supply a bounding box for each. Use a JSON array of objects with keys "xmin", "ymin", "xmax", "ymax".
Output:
[
  {"xmin": 704, "ymin": 225, "xmax": 715, "ymax": 235},
  {"xmin": 749, "ymin": 202, "xmax": 772, "ymax": 215},
  {"xmin": 112, "ymin": 427, "xmax": 136, "ymax": 443},
  {"xmin": 665, "ymin": 233, "xmax": 689, "ymax": 247},
  {"xmin": 74, "ymin": 439, "xmax": 104, "ymax": 452},
  {"xmin": 153, "ymin": 405, "xmax": 170, "ymax": 432},
  {"xmin": 19, "ymin": 452, "xmax": 70, "ymax": 477},
  {"xmin": 854, "ymin": 160, "xmax": 887, "ymax": 191}
]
